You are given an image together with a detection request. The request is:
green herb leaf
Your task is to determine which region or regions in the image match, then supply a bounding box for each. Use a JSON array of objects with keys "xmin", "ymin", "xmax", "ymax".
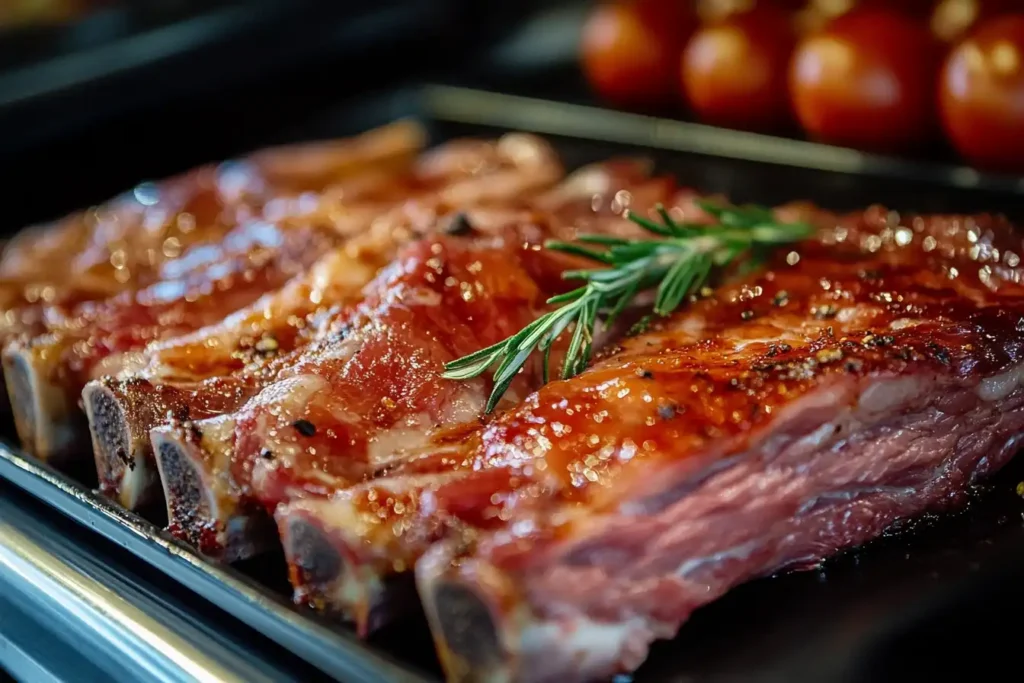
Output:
[{"xmin": 441, "ymin": 200, "xmax": 812, "ymax": 412}]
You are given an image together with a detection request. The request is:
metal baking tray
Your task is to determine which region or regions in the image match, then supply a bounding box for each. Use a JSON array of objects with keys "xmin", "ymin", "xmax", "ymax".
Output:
[{"xmin": 2, "ymin": 83, "xmax": 1024, "ymax": 682}]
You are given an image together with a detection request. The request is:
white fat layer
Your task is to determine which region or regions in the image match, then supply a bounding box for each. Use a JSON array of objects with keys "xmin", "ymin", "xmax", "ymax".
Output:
[
  {"xmin": 367, "ymin": 420, "xmax": 434, "ymax": 469},
  {"xmin": 979, "ymin": 362, "xmax": 1024, "ymax": 401},
  {"xmin": 91, "ymin": 351, "xmax": 146, "ymax": 380},
  {"xmin": 858, "ymin": 377, "xmax": 923, "ymax": 415},
  {"xmin": 518, "ymin": 614, "xmax": 656, "ymax": 683}
]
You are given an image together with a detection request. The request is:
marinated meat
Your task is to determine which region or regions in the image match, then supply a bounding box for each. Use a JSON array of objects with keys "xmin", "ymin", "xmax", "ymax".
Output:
[
  {"xmin": 150, "ymin": 163, "xmax": 687, "ymax": 577},
  {"xmin": 86, "ymin": 133, "xmax": 567, "ymax": 510},
  {"xmin": 5, "ymin": 124, "xmax": 1024, "ymax": 683},
  {"xmin": 277, "ymin": 205, "xmax": 1024, "ymax": 682}
]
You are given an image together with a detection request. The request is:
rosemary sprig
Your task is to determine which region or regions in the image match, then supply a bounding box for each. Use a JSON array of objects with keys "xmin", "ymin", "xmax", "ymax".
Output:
[{"xmin": 442, "ymin": 200, "xmax": 813, "ymax": 413}]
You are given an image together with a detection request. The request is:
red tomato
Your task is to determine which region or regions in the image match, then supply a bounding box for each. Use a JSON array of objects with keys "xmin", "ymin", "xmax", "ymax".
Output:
[
  {"xmin": 681, "ymin": 5, "xmax": 798, "ymax": 131},
  {"xmin": 789, "ymin": 7, "xmax": 942, "ymax": 153},
  {"xmin": 931, "ymin": 0, "xmax": 1017, "ymax": 43},
  {"xmin": 581, "ymin": 0, "xmax": 698, "ymax": 107},
  {"xmin": 938, "ymin": 14, "xmax": 1024, "ymax": 171},
  {"xmin": 797, "ymin": 1, "xmax": 932, "ymax": 34},
  {"xmin": 699, "ymin": 0, "xmax": 805, "ymax": 23}
]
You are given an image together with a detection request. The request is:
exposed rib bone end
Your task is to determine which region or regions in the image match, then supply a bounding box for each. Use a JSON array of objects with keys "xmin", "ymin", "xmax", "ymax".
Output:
[
  {"xmin": 152, "ymin": 423, "xmax": 273, "ymax": 563},
  {"xmin": 3, "ymin": 345, "xmax": 87, "ymax": 470},
  {"xmin": 277, "ymin": 500, "xmax": 416, "ymax": 636},
  {"xmin": 416, "ymin": 541, "xmax": 519, "ymax": 683},
  {"xmin": 83, "ymin": 378, "xmax": 164, "ymax": 513}
]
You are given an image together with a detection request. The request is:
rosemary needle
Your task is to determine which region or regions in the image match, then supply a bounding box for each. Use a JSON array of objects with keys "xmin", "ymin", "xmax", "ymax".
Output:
[{"xmin": 442, "ymin": 200, "xmax": 813, "ymax": 413}]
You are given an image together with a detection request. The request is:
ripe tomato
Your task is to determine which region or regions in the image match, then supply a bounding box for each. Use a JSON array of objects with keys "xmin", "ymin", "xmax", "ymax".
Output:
[
  {"xmin": 681, "ymin": 5, "xmax": 798, "ymax": 131},
  {"xmin": 931, "ymin": 0, "xmax": 1017, "ymax": 43},
  {"xmin": 797, "ymin": 1, "xmax": 932, "ymax": 35},
  {"xmin": 938, "ymin": 14, "xmax": 1024, "ymax": 171},
  {"xmin": 698, "ymin": 0, "xmax": 805, "ymax": 23},
  {"xmin": 789, "ymin": 7, "xmax": 942, "ymax": 153},
  {"xmin": 581, "ymin": 0, "xmax": 698, "ymax": 108}
]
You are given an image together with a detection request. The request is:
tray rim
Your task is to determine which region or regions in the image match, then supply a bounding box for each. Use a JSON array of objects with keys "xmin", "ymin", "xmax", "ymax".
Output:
[
  {"xmin": 421, "ymin": 84, "xmax": 1024, "ymax": 197},
  {"xmin": 0, "ymin": 442, "xmax": 434, "ymax": 683}
]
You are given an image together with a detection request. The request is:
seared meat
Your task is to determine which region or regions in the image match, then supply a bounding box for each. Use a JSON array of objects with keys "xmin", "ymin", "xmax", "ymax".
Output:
[
  {"xmin": 276, "ymin": 204, "xmax": 1024, "ymax": 682},
  {"xmin": 83, "ymin": 132, "xmax": 565, "ymax": 510},
  {"xmin": 6, "ymin": 123, "xmax": 1024, "ymax": 683}
]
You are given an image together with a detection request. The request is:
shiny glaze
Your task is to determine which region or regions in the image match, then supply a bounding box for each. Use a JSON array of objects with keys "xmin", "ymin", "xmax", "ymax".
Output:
[
  {"xmin": 19, "ymin": 220, "xmax": 339, "ymax": 386},
  {"xmin": 174, "ymin": 163, "xmax": 690, "ymax": 528},
  {"xmin": 230, "ymin": 230, "xmax": 577, "ymax": 510},
  {"xmin": 0, "ymin": 121, "xmax": 431, "ymax": 342},
  {"xmin": 333, "ymin": 205, "xmax": 1024, "ymax": 574}
]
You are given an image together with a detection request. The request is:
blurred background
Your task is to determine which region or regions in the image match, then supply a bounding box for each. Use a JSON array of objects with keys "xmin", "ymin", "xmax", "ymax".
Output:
[{"xmin": 4, "ymin": 0, "xmax": 1024, "ymax": 230}]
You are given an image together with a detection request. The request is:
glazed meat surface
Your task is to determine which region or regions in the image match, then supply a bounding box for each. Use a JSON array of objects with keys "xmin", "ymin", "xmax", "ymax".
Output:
[
  {"xmin": 276, "ymin": 205, "xmax": 1024, "ymax": 681},
  {"xmin": 83, "ymin": 132, "xmax": 567, "ymax": 510},
  {"xmin": 5, "ymin": 125, "xmax": 1024, "ymax": 683}
]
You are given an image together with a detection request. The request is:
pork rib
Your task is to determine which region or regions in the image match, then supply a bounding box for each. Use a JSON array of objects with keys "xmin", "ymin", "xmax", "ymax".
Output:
[
  {"xmin": 4, "ymin": 219, "xmax": 340, "ymax": 466},
  {"xmin": 0, "ymin": 121, "xmax": 426, "ymax": 432},
  {"xmin": 86, "ymin": 133, "xmax": 567, "ymax": 511},
  {"xmin": 402, "ymin": 206, "xmax": 1024, "ymax": 682},
  {"xmin": 153, "ymin": 164, "xmax": 686, "ymax": 576}
]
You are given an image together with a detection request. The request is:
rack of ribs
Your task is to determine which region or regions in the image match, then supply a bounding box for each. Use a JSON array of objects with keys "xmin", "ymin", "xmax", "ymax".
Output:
[
  {"xmin": 149, "ymin": 161, "xmax": 686, "ymax": 569},
  {"xmin": 83, "ymin": 132, "xmax": 570, "ymax": 512},
  {"xmin": 273, "ymin": 204, "xmax": 1024, "ymax": 682},
  {"xmin": 0, "ymin": 121, "xmax": 429, "ymax": 465},
  {"xmin": 7, "ymin": 122, "xmax": 1024, "ymax": 683}
]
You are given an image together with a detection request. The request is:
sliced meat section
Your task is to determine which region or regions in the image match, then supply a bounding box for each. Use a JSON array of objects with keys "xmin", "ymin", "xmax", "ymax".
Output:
[
  {"xmin": 0, "ymin": 121, "xmax": 426, "ymax": 427},
  {"xmin": 4, "ymin": 219, "xmax": 339, "ymax": 466},
  {"xmin": 271, "ymin": 188, "xmax": 750, "ymax": 627},
  {"xmin": 153, "ymin": 163, "xmax": 685, "ymax": 576},
  {"xmin": 86, "ymin": 133, "xmax": 567, "ymax": 511},
  {"xmin": 151, "ymin": 226, "xmax": 579, "ymax": 571},
  {"xmin": 405, "ymin": 206, "xmax": 1024, "ymax": 682}
]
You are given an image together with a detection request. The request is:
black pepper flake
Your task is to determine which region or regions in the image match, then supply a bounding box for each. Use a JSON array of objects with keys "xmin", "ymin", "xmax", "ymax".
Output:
[
  {"xmin": 260, "ymin": 448, "xmax": 275, "ymax": 461},
  {"xmin": 445, "ymin": 212, "xmax": 474, "ymax": 236},
  {"xmin": 636, "ymin": 368, "xmax": 654, "ymax": 379},
  {"xmin": 293, "ymin": 419, "xmax": 317, "ymax": 437},
  {"xmin": 332, "ymin": 324, "xmax": 352, "ymax": 343},
  {"xmin": 862, "ymin": 334, "xmax": 895, "ymax": 348},
  {"xmin": 844, "ymin": 358, "xmax": 864, "ymax": 373},
  {"xmin": 741, "ymin": 309, "xmax": 755, "ymax": 321},
  {"xmin": 658, "ymin": 403, "xmax": 678, "ymax": 420},
  {"xmin": 927, "ymin": 342, "xmax": 951, "ymax": 365},
  {"xmin": 772, "ymin": 291, "xmax": 790, "ymax": 307}
]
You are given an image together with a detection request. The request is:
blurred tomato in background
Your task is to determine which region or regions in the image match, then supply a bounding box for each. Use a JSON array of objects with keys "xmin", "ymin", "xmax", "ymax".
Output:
[
  {"xmin": 682, "ymin": 4, "xmax": 797, "ymax": 131},
  {"xmin": 939, "ymin": 14, "xmax": 1024, "ymax": 172},
  {"xmin": 581, "ymin": 0, "xmax": 698, "ymax": 107},
  {"xmin": 788, "ymin": 6, "xmax": 941, "ymax": 153},
  {"xmin": 931, "ymin": 0, "xmax": 1018, "ymax": 43}
]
